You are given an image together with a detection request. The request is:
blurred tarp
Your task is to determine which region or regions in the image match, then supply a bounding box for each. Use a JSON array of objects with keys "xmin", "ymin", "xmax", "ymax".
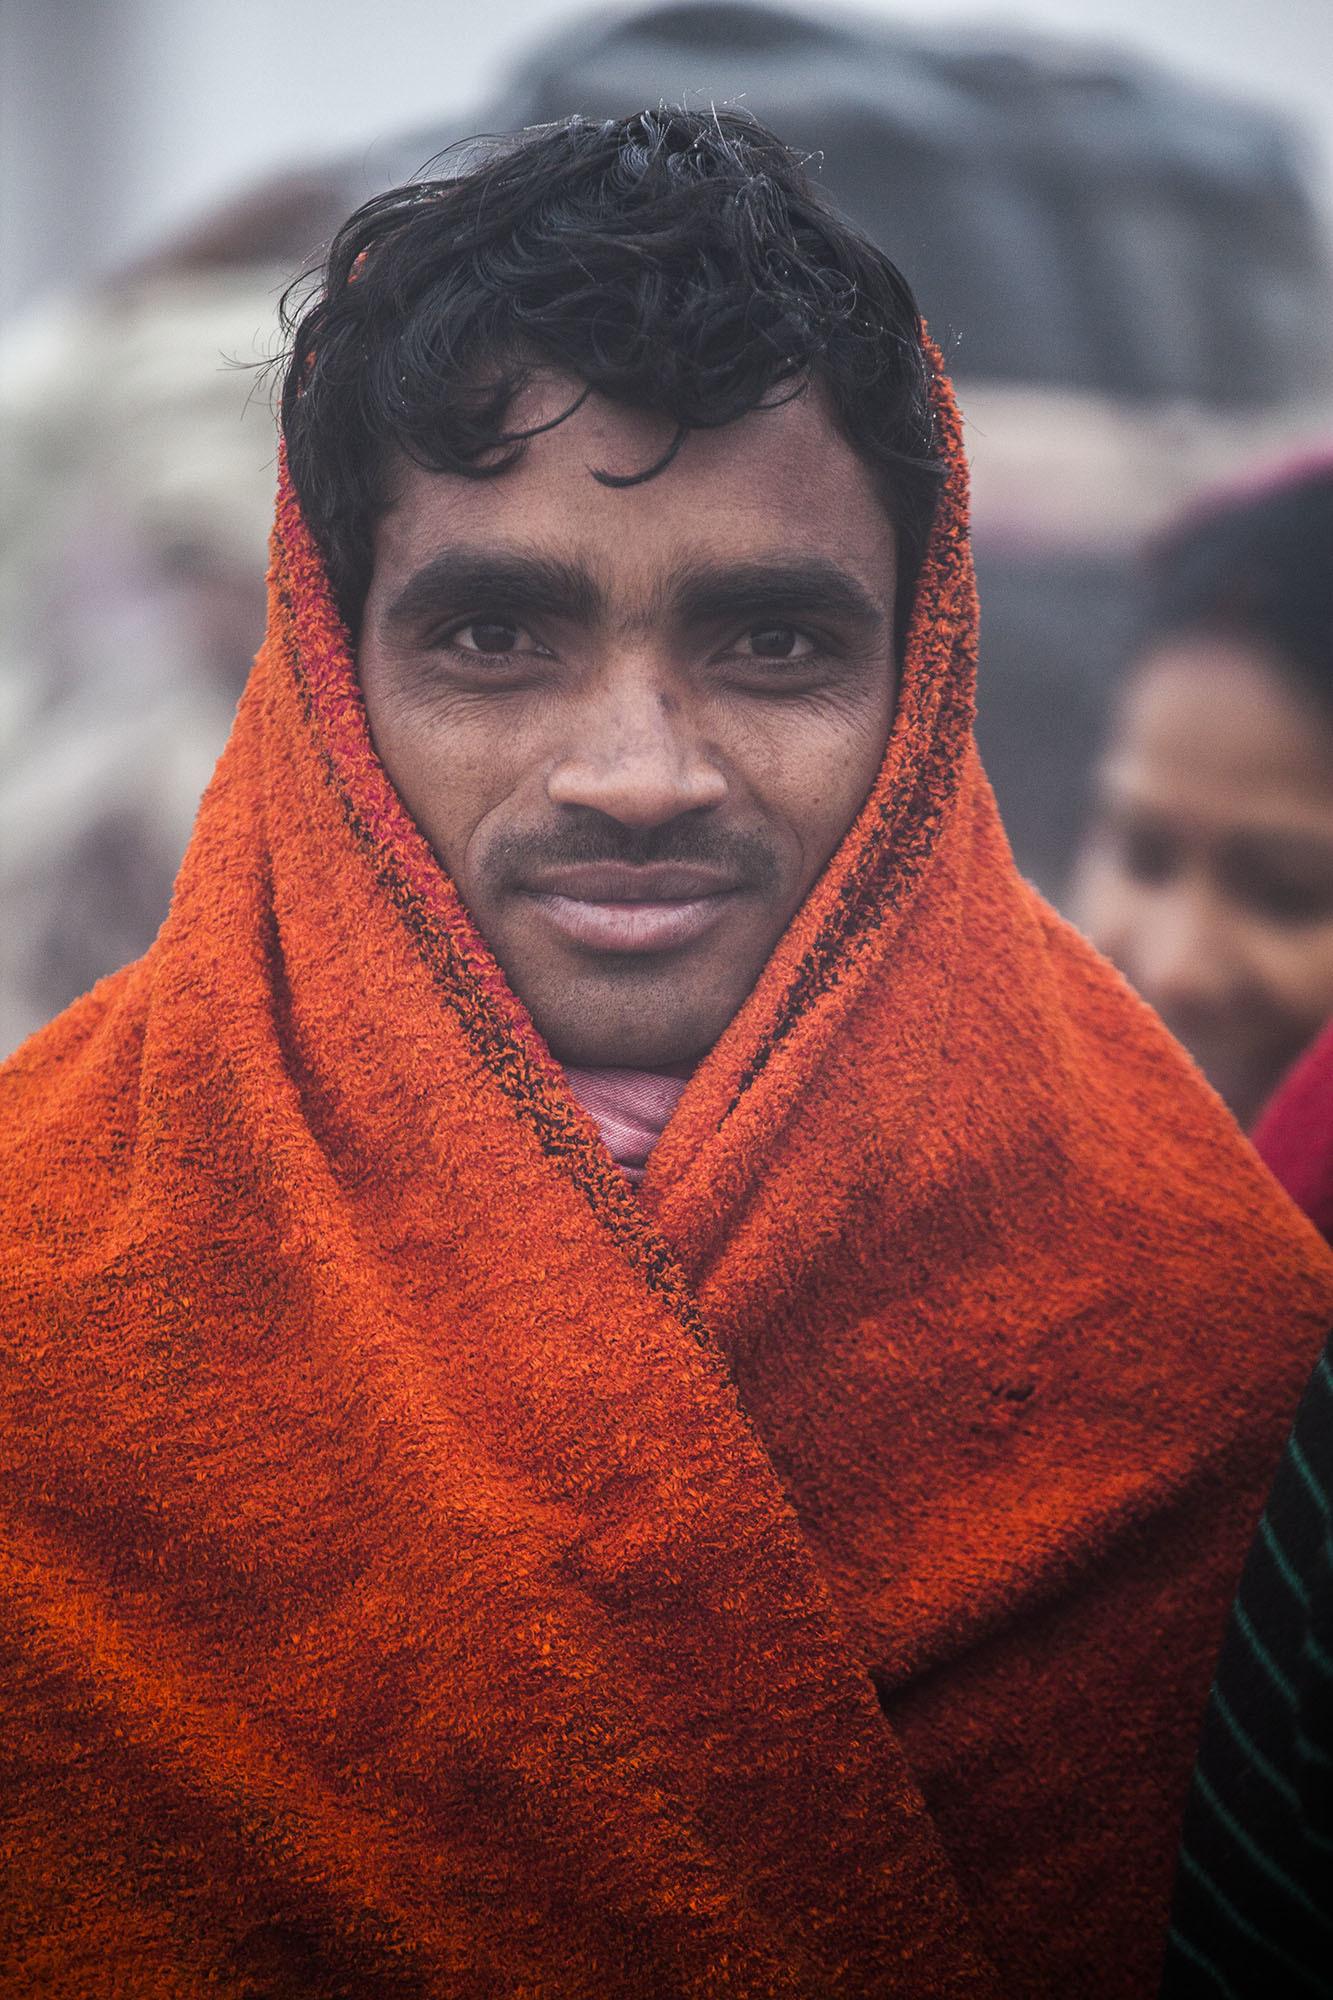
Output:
[{"xmin": 4, "ymin": 0, "xmax": 1331, "ymax": 1049}]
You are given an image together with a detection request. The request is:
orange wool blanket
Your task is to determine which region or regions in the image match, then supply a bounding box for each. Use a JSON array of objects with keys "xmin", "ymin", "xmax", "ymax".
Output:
[{"xmin": 3, "ymin": 368, "xmax": 1332, "ymax": 2000}]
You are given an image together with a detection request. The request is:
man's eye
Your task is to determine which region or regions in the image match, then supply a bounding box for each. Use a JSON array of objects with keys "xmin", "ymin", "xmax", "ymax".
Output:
[
  {"xmin": 448, "ymin": 619, "xmax": 538, "ymax": 656},
  {"xmin": 1222, "ymin": 853, "xmax": 1333, "ymax": 927},
  {"xmin": 732, "ymin": 626, "xmax": 815, "ymax": 661},
  {"xmin": 1116, "ymin": 822, "xmax": 1179, "ymax": 887}
]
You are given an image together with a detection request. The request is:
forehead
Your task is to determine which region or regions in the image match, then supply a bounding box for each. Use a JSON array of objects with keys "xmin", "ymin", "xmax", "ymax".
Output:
[
  {"xmin": 371, "ymin": 371, "xmax": 896, "ymax": 588},
  {"xmin": 1108, "ymin": 633, "xmax": 1333, "ymax": 830},
  {"xmin": 1122, "ymin": 638, "xmax": 1331, "ymax": 781}
]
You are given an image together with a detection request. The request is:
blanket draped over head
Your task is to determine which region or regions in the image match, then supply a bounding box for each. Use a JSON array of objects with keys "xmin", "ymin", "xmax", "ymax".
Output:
[{"xmin": 3, "ymin": 360, "xmax": 1332, "ymax": 2000}]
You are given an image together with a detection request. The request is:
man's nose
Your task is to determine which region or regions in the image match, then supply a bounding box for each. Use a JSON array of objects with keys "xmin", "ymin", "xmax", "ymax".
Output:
[
  {"xmin": 545, "ymin": 676, "xmax": 727, "ymax": 828},
  {"xmin": 1130, "ymin": 881, "xmax": 1246, "ymax": 1027}
]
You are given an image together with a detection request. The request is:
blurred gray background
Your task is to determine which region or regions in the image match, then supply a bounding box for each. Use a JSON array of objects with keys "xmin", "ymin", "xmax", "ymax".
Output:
[{"xmin": 5, "ymin": 0, "xmax": 1332, "ymax": 328}]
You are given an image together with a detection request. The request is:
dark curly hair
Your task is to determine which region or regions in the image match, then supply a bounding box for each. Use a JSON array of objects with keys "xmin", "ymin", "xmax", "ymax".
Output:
[
  {"xmin": 1142, "ymin": 458, "xmax": 1333, "ymax": 716},
  {"xmin": 280, "ymin": 108, "xmax": 943, "ymax": 633}
]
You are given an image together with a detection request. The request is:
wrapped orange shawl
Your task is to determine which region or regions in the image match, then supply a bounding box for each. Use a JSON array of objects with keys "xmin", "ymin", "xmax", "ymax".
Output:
[{"xmin": 3, "ymin": 366, "xmax": 1331, "ymax": 2000}]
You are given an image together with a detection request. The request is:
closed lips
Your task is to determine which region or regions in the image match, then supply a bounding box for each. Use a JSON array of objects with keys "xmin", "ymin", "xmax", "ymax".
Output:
[
  {"xmin": 521, "ymin": 863, "xmax": 743, "ymax": 902},
  {"xmin": 522, "ymin": 866, "xmax": 743, "ymax": 953}
]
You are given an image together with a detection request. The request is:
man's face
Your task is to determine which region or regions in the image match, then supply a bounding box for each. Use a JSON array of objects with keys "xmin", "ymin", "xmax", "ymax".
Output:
[{"xmin": 357, "ymin": 374, "xmax": 899, "ymax": 1070}]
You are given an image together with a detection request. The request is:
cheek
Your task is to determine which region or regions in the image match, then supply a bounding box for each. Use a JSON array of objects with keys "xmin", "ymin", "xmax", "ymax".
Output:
[
  {"xmin": 363, "ymin": 690, "xmax": 527, "ymax": 883},
  {"xmin": 1253, "ymin": 921, "xmax": 1333, "ymax": 1024},
  {"xmin": 1071, "ymin": 849, "xmax": 1143, "ymax": 961},
  {"xmin": 728, "ymin": 693, "xmax": 895, "ymax": 874}
]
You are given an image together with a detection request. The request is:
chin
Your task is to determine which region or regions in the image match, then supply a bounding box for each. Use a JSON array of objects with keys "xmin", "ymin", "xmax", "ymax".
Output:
[
  {"xmin": 535, "ymin": 992, "xmax": 734, "ymax": 1074},
  {"xmin": 542, "ymin": 1023, "xmax": 705, "ymax": 1072}
]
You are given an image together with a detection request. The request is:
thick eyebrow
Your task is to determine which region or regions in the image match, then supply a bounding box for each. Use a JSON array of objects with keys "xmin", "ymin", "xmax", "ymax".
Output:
[
  {"xmin": 670, "ymin": 557, "xmax": 887, "ymax": 635},
  {"xmin": 382, "ymin": 546, "xmax": 603, "ymax": 633},
  {"xmin": 381, "ymin": 546, "xmax": 887, "ymax": 641}
]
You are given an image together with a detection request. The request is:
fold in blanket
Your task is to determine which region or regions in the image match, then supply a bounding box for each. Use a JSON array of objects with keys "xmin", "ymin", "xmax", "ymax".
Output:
[{"xmin": 2, "ymin": 358, "xmax": 1331, "ymax": 2000}]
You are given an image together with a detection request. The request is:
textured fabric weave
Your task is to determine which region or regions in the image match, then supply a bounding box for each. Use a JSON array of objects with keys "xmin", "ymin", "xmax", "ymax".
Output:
[{"xmin": 2, "ymin": 357, "xmax": 1332, "ymax": 2000}]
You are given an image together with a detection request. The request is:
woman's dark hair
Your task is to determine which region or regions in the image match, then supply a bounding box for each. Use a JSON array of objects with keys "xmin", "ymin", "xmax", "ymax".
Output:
[
  {"xmin": 1141, "ymin": 459, "xmax": 1333, "ymax": 715},
  {"xmin": 280, "ymin": 108, "xmax": 943, "ymax": 632}
]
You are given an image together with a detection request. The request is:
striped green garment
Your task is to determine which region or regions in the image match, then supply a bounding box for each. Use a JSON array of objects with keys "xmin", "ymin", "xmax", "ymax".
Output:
[{"xmin": 1161, "ymin": 1336, "xmax": 1333, "ymax": 1997}]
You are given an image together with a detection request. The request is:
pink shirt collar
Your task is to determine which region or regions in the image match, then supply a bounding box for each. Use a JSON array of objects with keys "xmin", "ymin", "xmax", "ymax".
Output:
[{"xmin": 563, "ymin": 1066, "xmax": 690, "ymax": 1184}]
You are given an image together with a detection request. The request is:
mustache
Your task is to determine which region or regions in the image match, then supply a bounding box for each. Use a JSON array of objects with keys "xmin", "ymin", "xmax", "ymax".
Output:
[{"xmin": 483, "ymin": 815, "xmax": 781, "ymax": 891}]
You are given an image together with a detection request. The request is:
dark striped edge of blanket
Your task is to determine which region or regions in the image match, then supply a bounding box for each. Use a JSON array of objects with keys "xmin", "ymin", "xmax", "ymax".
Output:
[{"xmin": 1160, "ymin": 1334, "xmax": 1333, "ymax": 1997}]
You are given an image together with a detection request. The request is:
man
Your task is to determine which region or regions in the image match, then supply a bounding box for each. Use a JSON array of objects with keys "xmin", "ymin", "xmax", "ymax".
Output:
[{"xmin": 2, "ymin": 112, "xmax": 1330, "ymax": 2000}]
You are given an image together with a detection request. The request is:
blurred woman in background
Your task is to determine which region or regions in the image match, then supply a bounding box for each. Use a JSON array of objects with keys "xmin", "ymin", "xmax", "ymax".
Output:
[{"xmin": 1074, "ymin": 458, "xmax": 1333, "ymax": 1130}]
